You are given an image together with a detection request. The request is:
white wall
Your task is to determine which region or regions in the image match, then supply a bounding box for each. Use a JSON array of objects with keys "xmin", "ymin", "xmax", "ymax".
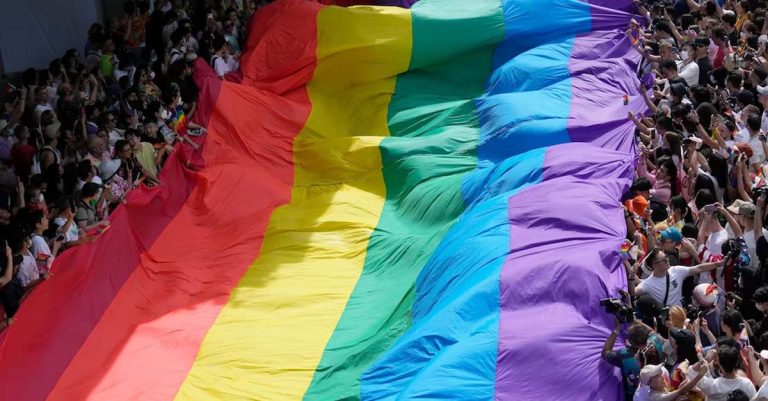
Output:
[{"xmin": 0, "ymin": 0, "xmax": 102, "ymax": 73}]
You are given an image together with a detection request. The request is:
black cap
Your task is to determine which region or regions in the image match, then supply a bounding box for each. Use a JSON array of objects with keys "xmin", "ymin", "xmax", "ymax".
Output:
[
  {"xmin": 636, "ymin": 294, "xmax": 663, "ymax": 319},
  {"xmin": 671, "ymin": 82, "xmax": 688, "ymax": 98}
]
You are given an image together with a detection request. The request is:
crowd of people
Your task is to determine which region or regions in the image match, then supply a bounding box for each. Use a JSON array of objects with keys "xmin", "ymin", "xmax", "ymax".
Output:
[
  {"xmin": 0, "ymin": 0, "xmax": 264, "ymax": 329},
  {"xmin": 603, "ymin": 0, "xmax": 768, "ymax": 400}
]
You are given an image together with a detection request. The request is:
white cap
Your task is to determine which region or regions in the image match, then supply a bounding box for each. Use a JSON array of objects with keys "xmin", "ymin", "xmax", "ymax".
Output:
[
  {"xmin": 639, "ymin": 364, "xmax": 663, "ymax": 385},
  {"xmin": 99, "ymin": 159, "xmax": 122, "ymax": 182}
]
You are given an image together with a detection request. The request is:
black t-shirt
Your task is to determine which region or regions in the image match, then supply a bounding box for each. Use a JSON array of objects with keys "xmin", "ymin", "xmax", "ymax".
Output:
[
  {"xmin": 728, "ymin": 31, "xmax": 740, "ymax": 48},
  {"xmin": 697, "ymin": 56, "xmax": 712, "ymax": 86}
]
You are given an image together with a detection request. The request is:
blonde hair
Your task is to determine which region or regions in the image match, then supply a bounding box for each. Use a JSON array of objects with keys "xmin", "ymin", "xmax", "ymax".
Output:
[{"xmin": 669, "ymin": 306, "xmax": 686, "ymax": 329}]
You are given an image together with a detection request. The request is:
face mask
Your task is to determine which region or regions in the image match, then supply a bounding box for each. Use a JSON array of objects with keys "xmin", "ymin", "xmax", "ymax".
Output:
[
  {"xmin": 149, "ymin": 71, "xmax": 156, "ymax": 80},
  {"xmin": 680, "ymin": 51, "xmax": 689, "ymax": 60},
  {"xmin": 758, "ymin": 304, "xmax": 765, "ymax": 313},
  {"xmin": 160, "ymin": 109, "xmax": 170, "ymax": 120}
]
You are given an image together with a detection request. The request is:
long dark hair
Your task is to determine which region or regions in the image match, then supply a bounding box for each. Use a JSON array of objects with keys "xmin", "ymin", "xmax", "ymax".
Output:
[
  {"xmin": 706, "ymin": 152, "xmax": 728, "ymax": 189},
  {"xmin": 658, "ymin": 157, "xmax": 680, "ymax": 195},
  {"xmin": 674, "ymin": 331, "xmax": 698, "ymax": 366},
  {"xmin": 665, "ymin": 132, "xmax": 683, "ymax": 163},
  {"xmin": 669, "ymin": 195, "xmax": 694, "ymax": 224},
  {"xmin": 722, "ymin": 309, "xmax": 745, "ymax": 335}
]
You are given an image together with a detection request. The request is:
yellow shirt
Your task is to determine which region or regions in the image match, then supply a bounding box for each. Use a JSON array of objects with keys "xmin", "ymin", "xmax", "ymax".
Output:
[{"xmin": 736, "ymin": 14, "xmax": 748, "ymax": 32}]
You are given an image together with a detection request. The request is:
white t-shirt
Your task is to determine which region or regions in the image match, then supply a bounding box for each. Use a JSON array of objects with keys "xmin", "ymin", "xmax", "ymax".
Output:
[
  {"xmin": 16, "ymin": 251, "xmax": 38, "ymax": 288},
  {"xmin": 637, "ymin": 266, "xmax": 692, "ymax": 307},
  {"xmin": 735, "ymin": 128, "xmax": 750, "ymax": 144},
  {"xmin": 755, "ymin": 379, "xmax": 768, "ymax": 400},
  {"xmin": 212, "ymin": 55, "xmax": 239, "ymax": 78},
  {"xmin": 748, "ymin": 134, "xmax": 767, "ymax": 165},
  {"xmin": 687, "ymin": 366, "xmax": 756, "ymax": 401},
  {"xmin": 762, "ymin": 111, "xmax": 768, "ymax": 133},
  {"xmin": 707, "ymin": 229, "xmax": 728, "ymax": 257},
  {"xmin": 696, "ymin": 229, "xmax": 729, "ymax": 287},
  {"xmin": 30, "ymin": 234, "xmax": 52, "ymax": 273},
  {"xmin": 53, "ymin": 217, "xmax": 79, "ymax": 242},
  {"xmin": 677, "ymin": 60, "xmax": 700, "ymax": 86}
]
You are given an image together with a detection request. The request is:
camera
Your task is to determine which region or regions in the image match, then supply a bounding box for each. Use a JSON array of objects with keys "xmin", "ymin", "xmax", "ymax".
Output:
[
  {"xmin": 722, "ymin": 238, "xmax": 751, "ymax": 291},
  {"xmin": 755, "ymin": 186, "xmax": 768, "ymax": 200},
  {"xmin": 600, "ymin": 297, "xmax": 635, "ymax": 324},
  {"xmin": 724, "ymin": 238, "xmax": 749, "ymax": 266},
  {"xmin": 685, "ymin": 304, "xmax": 701, "ymax": 321}
]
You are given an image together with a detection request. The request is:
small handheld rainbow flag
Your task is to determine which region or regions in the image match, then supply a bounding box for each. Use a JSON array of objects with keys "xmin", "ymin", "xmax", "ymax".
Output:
[
  {"xmin": 170, "ymin": 106, "xmax": 187, "ymax": 135},
  {"xmin": 620, "ymin": 239, "xmax": 633, "ymax": 260}
]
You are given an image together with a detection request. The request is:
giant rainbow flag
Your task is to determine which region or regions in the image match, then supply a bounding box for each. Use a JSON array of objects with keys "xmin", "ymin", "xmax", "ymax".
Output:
[{"xmin": 0, "ymin": 0, "xmax": 645, "ymax": 399}]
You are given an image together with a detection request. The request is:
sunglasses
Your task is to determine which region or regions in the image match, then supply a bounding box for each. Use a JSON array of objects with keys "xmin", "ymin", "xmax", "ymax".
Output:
[{"xmin": 653, "ymin": 257, "xmax": 669, "ymax": 265}]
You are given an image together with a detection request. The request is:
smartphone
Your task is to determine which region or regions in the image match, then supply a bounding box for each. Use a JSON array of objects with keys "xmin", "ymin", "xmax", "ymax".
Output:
[
  {"xmin": 661, "ymin": 307, "xmax": 670, "ymax": 322},
  {"xmin": 702, "ymin": 204, "xmax": 718, "ymax": 214}
]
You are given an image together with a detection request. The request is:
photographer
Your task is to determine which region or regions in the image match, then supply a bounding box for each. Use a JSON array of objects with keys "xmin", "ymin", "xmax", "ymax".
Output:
[{"xmin": 601, "ymin": 315, "xmax": 657, "ymax": 401}]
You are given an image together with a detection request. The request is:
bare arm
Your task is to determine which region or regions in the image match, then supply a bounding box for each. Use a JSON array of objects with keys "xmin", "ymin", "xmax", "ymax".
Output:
[
  {"xmin": 757, "ymin": 195, "xmax": 766, "ymax": 242},
  {"xmin": 664, "ymin": 11, "xmax": 685, "ymax": 44},
  {"xmin": 601, "ymin": 317, "xmax": 622, "ymax": 361},
  {"xmin": 689, "ymin": 112, "xmax": 719, "ymax": 149},
  {"xmin": 0, "ymin": 245, "xmax": 12, "ymax": 287},
  {"xmin": 629, "ymin": 111, "xmax": 652, "ymax": 135},
  {"xmin": 737, "ymin": 159, "xmax": 753, "ymax": 201},
  {"xmin": 659, "ymin": 361, "xmax": 709, "ymax": 401},
  {"xmin": 719, "ymin": 203, "xmax": 744, "ymax": 237},
  {"xmin": 640, "ymin": 84, "xmax": 659, "ymax": 114},
  {"xmin": 689, "ymin": 259, "xmax": 726, "ymax": 275}
]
